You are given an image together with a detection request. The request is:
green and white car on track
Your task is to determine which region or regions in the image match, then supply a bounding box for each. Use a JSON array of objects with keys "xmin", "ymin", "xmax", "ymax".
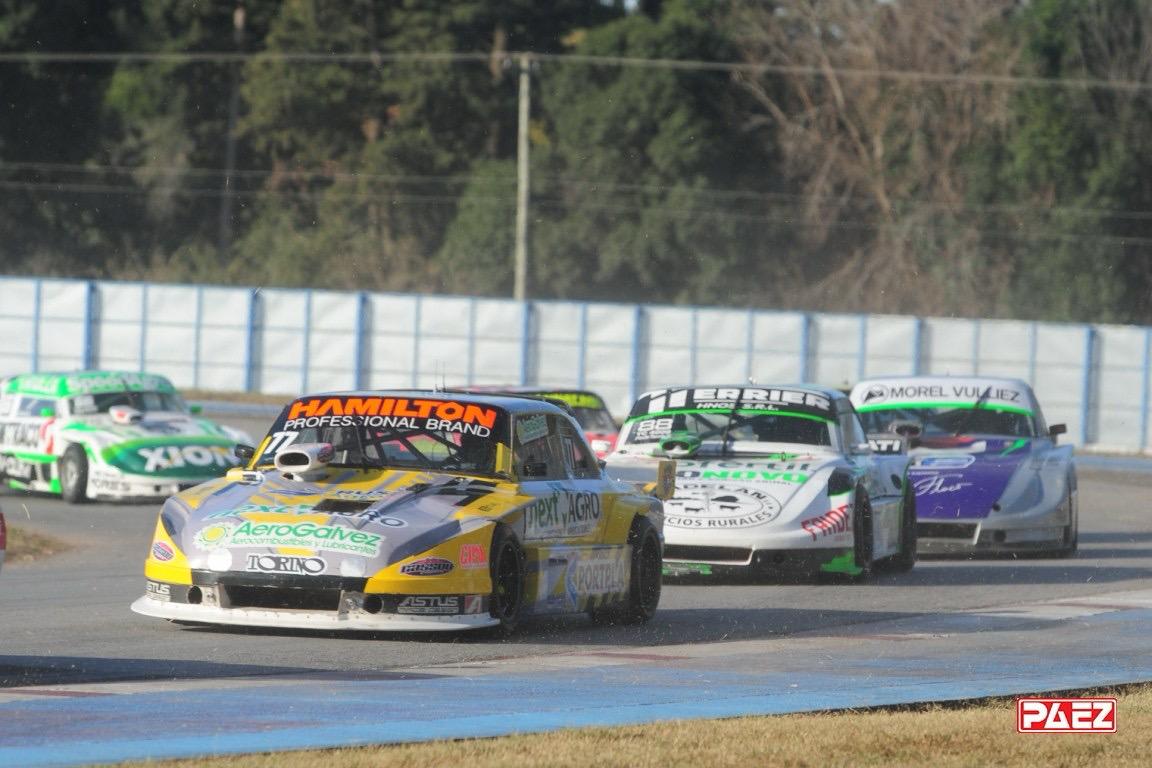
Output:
[{"xmin": 0, "ymin": 371, "xmax": 250, "ymax": 503}]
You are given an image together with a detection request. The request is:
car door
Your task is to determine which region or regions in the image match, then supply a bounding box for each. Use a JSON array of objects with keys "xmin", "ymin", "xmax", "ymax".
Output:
[{"xmin": 838, "ymin": 400, "xmax": 904, "ymax": 559}]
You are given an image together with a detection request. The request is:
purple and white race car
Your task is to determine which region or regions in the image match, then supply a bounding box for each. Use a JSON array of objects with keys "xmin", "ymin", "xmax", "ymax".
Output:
[{"xmin": 849, "ymin": 376, "xmax": 1076, "ymax": 557}]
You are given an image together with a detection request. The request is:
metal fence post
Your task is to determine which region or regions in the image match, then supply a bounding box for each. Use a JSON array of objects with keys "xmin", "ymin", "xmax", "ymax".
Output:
[
  {"xmin": 798, "ymin": 313, "xmax": 811, "ymax": 382},
  {"xmin": 971, "ymin": 318, "xmax": 981, "ymax": 375},
  {"xmin": 82, "ymin": 280, "xmax": 96, "ymax": 369},
  {"xmin": 577, "ymin": 302, "xmax": 589, "ymax": 389},
  {"xmin": 1141, "ymin": 327, "xmax": 1151, "ymax": 452},
  {"xmin": 243, "ymin": 288, "xmax": 259, "ymax": 392},
  {"xmin": 466, "ymin": 297, "xmax": 478, "ymax": 385},
  {"xmin": 139, "ymin": 283, "xmax": 149, "ymax": 372},
  {"xmin": 518, "ymin": 301, "xmax": 532, "ymax": 386},
  {"xmin": 628, "ymin": 305, "xmax": 644, "ymax": 405},
  {"xmin": 411, "ymin": 295, "xmax": 422, "ymax": 388},
  {"xmin": 193, "ymin": 286, "xmax": 204, "ymax": 389},
  {"xmin": 911, "ymin": 317, "xmax": 923, "ymax": 375},
  {"xmin": 857, "ymin": 314, "xmax": 868, "ymax": 381},
  {"xmin": 1080, "ymin": 326, "xmax": 1096, "ymax": 446},
  {"xmin": 744, "ymin": 308, "xmax": 756, "ymax": 383},
  {"xmin": 353, "ymin": 292, "xmax": 368, "ymax": 390},
  {"xmin": 30, "ymin": 278, "xmax": 43, "ymax": 372},
  {"xmin": 301, "ymin": 289, "xmax": 313, "ymax": 393}
]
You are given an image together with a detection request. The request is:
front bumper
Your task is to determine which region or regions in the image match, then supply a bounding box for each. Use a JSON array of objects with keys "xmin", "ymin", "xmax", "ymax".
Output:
[
  {"xmin": 663, "ymin": 545, "xmax": 848, "ymax": 577},
  {"xmin": 916, "ymin": 494, "xmax": 1073, "ymax": 555},
  {"xmin": 88, "ymin": 470, "xmax": 211, "ymax": 500},
  {"xmin": 131, "ymin": 587, "xmax": 498, "ymax": 632}
]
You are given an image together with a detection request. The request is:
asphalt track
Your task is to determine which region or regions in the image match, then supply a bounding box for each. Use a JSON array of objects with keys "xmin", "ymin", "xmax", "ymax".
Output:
[{"xmin": 1, "ymin": 411, "xmax": 1150, "ymax": 766}]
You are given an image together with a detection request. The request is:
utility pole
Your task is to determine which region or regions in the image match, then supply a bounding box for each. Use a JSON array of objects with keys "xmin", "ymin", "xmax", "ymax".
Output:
[
  {"xmin": 513, "ymin": 54, "xmax": 531, "ymax": 301},
  {"xmin": 218, "ymin": 2, "xmax": 245, "ymax": 262}
]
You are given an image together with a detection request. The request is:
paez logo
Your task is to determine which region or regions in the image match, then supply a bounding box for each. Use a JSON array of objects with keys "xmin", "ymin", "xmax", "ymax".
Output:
[{"xmin": 1017, "ymin": 698, "xmax": 1116, "ymax": 733}]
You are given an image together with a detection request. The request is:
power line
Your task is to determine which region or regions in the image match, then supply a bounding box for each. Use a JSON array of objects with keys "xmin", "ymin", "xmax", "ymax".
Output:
[
  {"xmin": 1, "ymin": 49, "xmax": 1151, "ymax": 93},
  {"xmin": 5, "ymin": 178, "xmax": 1152, "ymax": 251},
  {"xmin": 6, "ymin": 160, "xmax": 1152, "ymax": 223}
]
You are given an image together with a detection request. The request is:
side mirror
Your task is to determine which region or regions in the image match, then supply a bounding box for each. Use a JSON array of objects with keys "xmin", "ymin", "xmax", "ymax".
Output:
[
  {"xmin": 233, "ymin": 444, "xmax": 256, "ymax": 462},
  {"xmin": 1049, "ymin": 423, "xmax": 1066, "ymax": 443},
  {"xmin": 189, "ymin": 404, "xmax": 203, "ymax": 415}
]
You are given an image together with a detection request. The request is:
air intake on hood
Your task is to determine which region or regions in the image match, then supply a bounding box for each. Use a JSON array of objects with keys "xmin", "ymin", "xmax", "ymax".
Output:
[{"xmin": 313, "ymin": 498, "xmax": 377, "ymax": 514}]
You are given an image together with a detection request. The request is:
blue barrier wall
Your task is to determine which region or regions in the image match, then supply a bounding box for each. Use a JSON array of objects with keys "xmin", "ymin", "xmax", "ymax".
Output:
[{"xmin": 0, "ymin": 276, "xmax": 1148, "ymax": 452}]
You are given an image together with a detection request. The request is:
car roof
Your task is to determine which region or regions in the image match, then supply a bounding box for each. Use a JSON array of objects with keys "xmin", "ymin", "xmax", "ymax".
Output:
[
  {"xmin": 286, "ymin": 390, "xmax": 574, "ymax": 416},
  {"xmin": 3, "ymin": 370, "xmax": 176, "ymax": 398}
]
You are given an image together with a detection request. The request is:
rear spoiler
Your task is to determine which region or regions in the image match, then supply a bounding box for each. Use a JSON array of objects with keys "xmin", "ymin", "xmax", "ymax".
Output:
[{"xmin": 603, "ymin": 456, "xmax": 676, "ymax": 500}]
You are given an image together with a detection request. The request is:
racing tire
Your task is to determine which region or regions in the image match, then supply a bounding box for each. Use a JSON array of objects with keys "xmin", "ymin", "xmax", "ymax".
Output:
[
  {"xmin": 590, "ymin": 515, "xmax": 662, "ymax": 625},
  {"xmin": 1053, "ymin": 478, "xmax": 1079, "ymax": 559},
  {"xmin": 59, "ymin": 444, "xmax": 89, "ymax": 504},
  {"xmin": 876, "ymin": 482, "xmax": 918, "ymax": 574},
  {"xmin": 851, "ymin": 489, "xmax": 875, "ymax": 580},
  {"xmin": 487, "ymin": 525, "xmax": 526, "ymax": 634}
]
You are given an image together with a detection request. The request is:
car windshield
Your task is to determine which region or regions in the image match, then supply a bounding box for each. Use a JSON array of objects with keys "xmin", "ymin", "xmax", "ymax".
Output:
[
  {"xmin": 255, "ymin": 395, "xmax": 509, "ymax": 476},
  {"xmin": 859, "ymin": 406, "xmax": 1037, "ymax": 438},
  {"xmin": 69, "ymin": 391, "xmax": 186, "ymax": 415},
  {"xmin": 621, "ymin": 409, "xmax": 832, "ymax": 454}
]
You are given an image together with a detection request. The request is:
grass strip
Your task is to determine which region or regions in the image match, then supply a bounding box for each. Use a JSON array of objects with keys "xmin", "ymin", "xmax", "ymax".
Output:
[{"xmin": 131, "ymin": 683, "xmax": 1152, "ymax": 768}]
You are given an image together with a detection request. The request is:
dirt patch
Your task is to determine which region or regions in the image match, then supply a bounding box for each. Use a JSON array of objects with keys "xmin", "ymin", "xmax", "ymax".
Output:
[{"xmin": 4, "ymin": 525, "xmax": 72, "ymax": 564}]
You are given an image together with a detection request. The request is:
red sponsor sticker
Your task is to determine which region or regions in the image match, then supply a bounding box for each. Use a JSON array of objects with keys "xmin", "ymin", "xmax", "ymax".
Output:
[
  {"xmin": 1016, "ymin": 698, "xmax": 1116, "ymax": 733},
  {"xmin": 459, "ymin": 543, "xmax": 487, "ymax": 569}
]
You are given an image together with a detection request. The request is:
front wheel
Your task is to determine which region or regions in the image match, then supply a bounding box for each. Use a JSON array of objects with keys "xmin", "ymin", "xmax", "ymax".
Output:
[
  {"xmin": 852, "ymin": 489, "xmax": 875, "ymax": 580},
  {"xmin": 877, "ymin": 482, "xmax": 917, "ymax": 574},
  {"xmin": 59, "ymin": 444, "xmax": 89, "ymax": 504},
  {"xmin": 1054, "ymin": 480, "xmax": 1079, "ymax": 558},
  {"xmin": 487, "ymin": 525, "xmax": 525, "ymax": 634},
  {"xmin": 592, "ymin": 515, "xmax": 663, "ymax": 625}
]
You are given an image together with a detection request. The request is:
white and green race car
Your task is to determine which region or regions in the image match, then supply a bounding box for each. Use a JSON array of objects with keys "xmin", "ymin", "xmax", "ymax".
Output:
[{"xmin": 0, "ymin": 370, "xmax": 250, "ymax": 503}]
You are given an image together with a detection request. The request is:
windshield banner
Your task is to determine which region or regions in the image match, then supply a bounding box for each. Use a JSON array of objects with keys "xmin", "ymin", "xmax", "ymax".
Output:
[{"xmin": 628, "ymin": 387, "xmax": 833, "ymax": 420}]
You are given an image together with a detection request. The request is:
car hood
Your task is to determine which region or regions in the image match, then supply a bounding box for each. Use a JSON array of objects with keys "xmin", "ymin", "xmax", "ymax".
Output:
[
  {"xmin": 169, "ymin": 469, "xmax": 509, "ymax": 572},
  {"xmin": 60, "ymin": 413, "xmax": 239, "ymax": 476},
  {"xmin": 907, "ymin": 436, "xmax": 1032, "ymax": 520},
  {"xmin": 665, "ymin": 452, "xmax": 838, "ymax": 530}
]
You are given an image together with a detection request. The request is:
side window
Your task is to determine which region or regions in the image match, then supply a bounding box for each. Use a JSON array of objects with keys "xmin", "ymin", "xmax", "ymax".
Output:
[
  {"xmin": 513, "ymin": 413, "xmax": 567, "ymax": 481},
  {"xmin": 15, "ymin": 397, "xmax": 54, "ymax": 418},
  {"xmin": 837, "ymin": 405, "xmax": 868, "ymax": 452},
  {"xmin": 558, "ymin": 418, "xmax": 600, "ymax": 480}
]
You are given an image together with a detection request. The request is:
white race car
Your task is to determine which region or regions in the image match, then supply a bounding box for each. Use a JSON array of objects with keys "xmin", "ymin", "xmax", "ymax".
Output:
[
  {"xmin": 608, "ymin": 385, "xmax": 916, "ymax": 579},
  {"xmin": 849, "ymin": 376, "xmax": 1076, "ymax": 556}
]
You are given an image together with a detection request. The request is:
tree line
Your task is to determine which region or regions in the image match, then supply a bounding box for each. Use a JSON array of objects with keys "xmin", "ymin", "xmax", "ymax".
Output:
[{"xmin": 2, "ymin": 0, "xmax": 1150, "ymax": 324}]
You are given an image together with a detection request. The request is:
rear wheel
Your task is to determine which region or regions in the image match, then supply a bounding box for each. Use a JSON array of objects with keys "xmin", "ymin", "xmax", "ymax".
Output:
[
  {"xmin": 1054, "ymin": 477, "xmax": 1079, "ymax": 558},
  {"xmin": 59, "ymin": 444, "xmax": 89, "ymax": 504},
  {"xmin": 488, "ymin": 525, "xmax": 525, "ymax": 634},
  {"xmin": 852, "ymin": 490, "xmax": 875, "ymax": 580},
  {"xmin": 877, "ymin": 482, "xmax": 918, "ymax": 574},
  {"xmin": 591, "ymin": 515, "xmax": 663, "ymax": 625}
]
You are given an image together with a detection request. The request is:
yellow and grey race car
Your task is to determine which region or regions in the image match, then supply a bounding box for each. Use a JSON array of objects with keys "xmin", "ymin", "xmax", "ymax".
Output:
[{"xmin": 131, "ymin": 391, "xmax": 672, "ymax": 633}]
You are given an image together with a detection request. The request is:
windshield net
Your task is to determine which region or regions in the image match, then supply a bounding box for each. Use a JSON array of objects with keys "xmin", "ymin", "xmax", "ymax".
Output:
[{"xmin": 256, "ymin": 395, "xmax": 508, "ymax": 475}]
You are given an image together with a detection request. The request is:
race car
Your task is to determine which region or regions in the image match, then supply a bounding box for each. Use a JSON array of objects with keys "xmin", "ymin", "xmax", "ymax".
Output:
[
  {"xmin": 458, "ymin": 387, "xmax": 619, "ymax": 458},
  {"xmin": 0, "ymin": 370, "xmax": 250, "ymax": 503},
  {"xmin": 131, "ymin": 391, "xmax": 671, "ymax": 632},
  {"xmin": 608, "ymin": 385, "xmax": 916, "ymax": 580},
  {"xmin": 849, "ymin": 376, "xmax": 1076, "ymax": 556}
]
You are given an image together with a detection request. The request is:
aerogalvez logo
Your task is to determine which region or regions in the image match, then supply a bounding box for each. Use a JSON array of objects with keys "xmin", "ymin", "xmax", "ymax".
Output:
[{"xmin": 194, "ymin": 521, "xmax": 383, "ymax": 556}]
